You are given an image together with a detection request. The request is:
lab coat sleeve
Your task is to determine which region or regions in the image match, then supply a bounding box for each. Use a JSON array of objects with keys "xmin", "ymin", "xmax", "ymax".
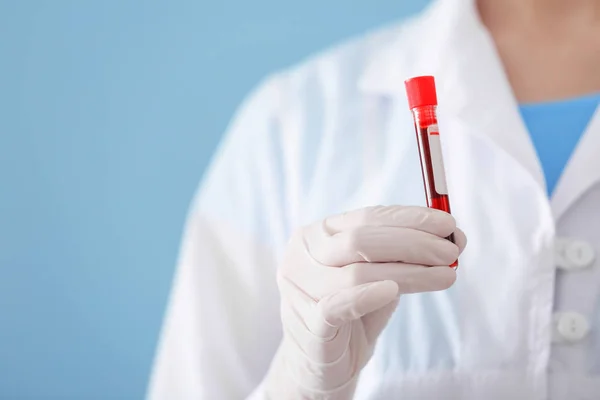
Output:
[{"xmin": 147, "ymin": 75, "xmax": 290, "ymax": 400}]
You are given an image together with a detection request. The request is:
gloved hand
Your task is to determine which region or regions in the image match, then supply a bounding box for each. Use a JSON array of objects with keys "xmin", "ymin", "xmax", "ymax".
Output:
[{"xmin": 262, "ymin": 205, "xmax": 467, "ymax": 400}]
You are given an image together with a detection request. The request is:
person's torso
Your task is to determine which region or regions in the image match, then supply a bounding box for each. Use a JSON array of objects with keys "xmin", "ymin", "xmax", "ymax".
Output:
[{"xmin": 271, "ymin": 0, "xmax": 600, "ymax": 398}]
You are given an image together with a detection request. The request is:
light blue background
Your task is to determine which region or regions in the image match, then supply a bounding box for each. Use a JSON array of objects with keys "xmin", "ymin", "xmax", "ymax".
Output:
[{"xmin": 0, "ymin": 1, "xmax": 429, "ymax": 398}]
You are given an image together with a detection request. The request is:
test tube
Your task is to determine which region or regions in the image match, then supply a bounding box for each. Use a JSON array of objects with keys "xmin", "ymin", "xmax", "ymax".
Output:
[{"xmin": 404, "ymin": 76, "xmax": 458, "ymax": 269}]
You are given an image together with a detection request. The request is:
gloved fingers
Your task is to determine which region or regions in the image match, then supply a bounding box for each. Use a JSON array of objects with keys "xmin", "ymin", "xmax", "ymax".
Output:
[
  {"xmin": 305, "ymin": 225, "xmax": 459, "ymax": 267},
  {"xmin": 454, "ymin": 227, "xmax": 467, "ymax": 253},
  {"xmin": 361, "ymin": 296, "xmax": 401, "ymax": 344},
  {"xmin": 279, "ymin": 298, "xmax": 352, "ymax": 364},
  {"xmin": 322, "ymin": 205, "xmax": 457, "ymax": 237},
  {"xmin": 317, "ymin": 280, "xmax": 399, "ymax": 329},
  {"xmin": 334, "ymin": 263, "xmax": 457, "ymax": 294},
  {"xmin": 278, "ymin": 272, "xmax": 355, "ymax": 365},
  {"xmin": 277, "ymin": 272, "xmax": 341, "ymax": 341}
]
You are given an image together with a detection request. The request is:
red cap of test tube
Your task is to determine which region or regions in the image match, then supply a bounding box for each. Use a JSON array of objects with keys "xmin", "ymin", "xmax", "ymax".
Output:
[{"xmin": 404, "ymin": 75, "xmax": 438, "ymax": 109}]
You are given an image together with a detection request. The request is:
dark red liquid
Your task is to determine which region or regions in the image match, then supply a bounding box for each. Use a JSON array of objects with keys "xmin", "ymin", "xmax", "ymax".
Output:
[{"xmin": 414, "ymin": 123, "xmax": 458, "ymax": 269}]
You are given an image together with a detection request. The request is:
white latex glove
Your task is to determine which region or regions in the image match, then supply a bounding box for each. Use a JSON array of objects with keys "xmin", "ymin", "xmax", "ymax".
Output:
[{"xmin": 262, "ymin": 205, "xmax": 467, "ymax": 400}]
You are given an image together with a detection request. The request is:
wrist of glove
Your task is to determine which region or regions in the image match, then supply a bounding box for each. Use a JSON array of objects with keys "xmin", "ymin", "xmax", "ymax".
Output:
[
  {"xmin": 263, "ymin": 205, "xmax": 467, "ymax": 400},
  {"xmin": 264, "ymin": 338, "xmax": 361, "ymax": 400}
]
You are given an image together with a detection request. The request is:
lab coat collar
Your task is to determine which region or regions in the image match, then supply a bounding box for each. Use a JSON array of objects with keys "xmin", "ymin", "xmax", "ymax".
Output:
[
  {"xmin": 552, "ymin": 108, "xmax": 600, "ymax": 220},
  {"xmin": 359, "ymin": 0, "xmax": 600, "ymax": 220},
  {"xmin": 358, "ymin": 0, "xmax": 480, "ymax": 98}
]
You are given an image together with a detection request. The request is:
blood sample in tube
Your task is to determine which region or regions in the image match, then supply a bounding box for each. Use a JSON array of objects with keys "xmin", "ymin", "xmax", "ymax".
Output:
[{"xmin": 405, "ymin": 75, "xmax": 458, "ymax": 268}]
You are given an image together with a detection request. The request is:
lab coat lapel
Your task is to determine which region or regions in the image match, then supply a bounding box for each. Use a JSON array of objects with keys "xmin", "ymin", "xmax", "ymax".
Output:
[
  {"xmin": 552, "ymin": 107, "xmax": 600, "ymax": 220},
  {"xmin": 438, "ymin": 13, "xmax": 547, "ymax": 193},
  {"xmin": 358, "ymin": 0, "xmax": 547, "ymax": 193}
]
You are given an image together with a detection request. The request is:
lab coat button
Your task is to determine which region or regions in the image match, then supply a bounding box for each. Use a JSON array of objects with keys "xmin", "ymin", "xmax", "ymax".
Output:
[
  {"xmin": 555, "ymin": 238, "xmax": 595, "ymax": 270},
  {"xmin": 564, "ymin": 240, "xmax": 595, "ymax": 269},
  {"xmin": 555, "ymin": 312, "xmax": 590, "ymax": 342}
]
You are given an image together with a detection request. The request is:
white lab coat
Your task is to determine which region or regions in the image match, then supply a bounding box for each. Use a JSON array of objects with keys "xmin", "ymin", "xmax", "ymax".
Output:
[{"xmin": 147, "ymin": 0, "xmax": 600, "ymax": 398}]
